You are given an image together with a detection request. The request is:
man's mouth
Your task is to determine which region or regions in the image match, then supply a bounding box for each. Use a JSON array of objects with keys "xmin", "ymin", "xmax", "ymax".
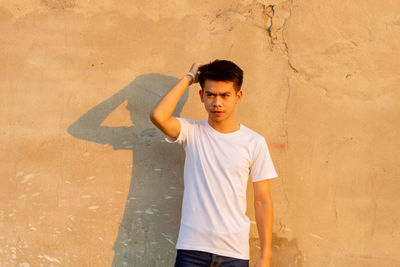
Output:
[{"xmin": 212, "ymin": 111, "xmax": 224, "ymax": 116}]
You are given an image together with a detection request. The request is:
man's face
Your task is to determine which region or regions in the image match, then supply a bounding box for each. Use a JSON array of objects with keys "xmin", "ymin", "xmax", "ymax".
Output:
[{"xmin": 199, "ymin": 80, "xmax": 242, "ymax": 123}]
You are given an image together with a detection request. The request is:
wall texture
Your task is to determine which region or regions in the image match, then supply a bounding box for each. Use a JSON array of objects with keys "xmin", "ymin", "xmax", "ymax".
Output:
[{"xmin": 0, "ymin": 0, "xmax": 399, "ymax": 266}]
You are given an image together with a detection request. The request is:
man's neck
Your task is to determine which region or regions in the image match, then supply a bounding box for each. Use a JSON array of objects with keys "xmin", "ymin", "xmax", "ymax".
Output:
[{"xmin": 207, "ymin": 117, "xmax": 240, "ymax": 133}]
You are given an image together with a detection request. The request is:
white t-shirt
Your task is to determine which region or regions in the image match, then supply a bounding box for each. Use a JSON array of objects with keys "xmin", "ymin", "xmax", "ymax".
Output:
[{"xmin": 165, "ymin": 117, "xmax": 278, "ymax": 260}]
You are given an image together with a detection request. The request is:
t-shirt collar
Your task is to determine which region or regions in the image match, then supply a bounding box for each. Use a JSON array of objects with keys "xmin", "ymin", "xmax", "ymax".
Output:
[{"xmin": 204, "ymin": 119, "xmax": 243, "ymax": 136}]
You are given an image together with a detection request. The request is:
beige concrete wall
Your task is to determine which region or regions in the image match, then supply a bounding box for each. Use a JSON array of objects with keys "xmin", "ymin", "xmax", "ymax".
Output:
[{"xmin": 0, "ymin": 0, "xmax": 399, "ymax": 266}]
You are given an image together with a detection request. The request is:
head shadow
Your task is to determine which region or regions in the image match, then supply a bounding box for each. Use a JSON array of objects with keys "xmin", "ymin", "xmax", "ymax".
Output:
[{"xmin": 68, "ymin": 73, "xmax": 187, "ymax": 149}]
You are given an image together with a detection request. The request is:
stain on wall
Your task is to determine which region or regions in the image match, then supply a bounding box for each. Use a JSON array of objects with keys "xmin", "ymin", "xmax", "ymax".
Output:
[
  {"xmin": 42, "ymin": 0, "xmax": 76, "ymax": 10},
  {"xmin": 271, "ymin": 234, "xmax": 303, "ymax": 267}
]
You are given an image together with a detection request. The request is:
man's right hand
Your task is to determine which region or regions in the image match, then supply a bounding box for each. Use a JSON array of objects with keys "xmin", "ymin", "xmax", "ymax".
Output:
[{"xmin": 187, "ymin": 62, "xmax": 203, "ymax": 84}]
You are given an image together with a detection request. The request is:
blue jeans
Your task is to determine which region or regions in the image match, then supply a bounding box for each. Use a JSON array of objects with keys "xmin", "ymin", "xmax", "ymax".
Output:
[{"xmin": 174, "ymin": 249, "xmax": 249, "ymax": 267}]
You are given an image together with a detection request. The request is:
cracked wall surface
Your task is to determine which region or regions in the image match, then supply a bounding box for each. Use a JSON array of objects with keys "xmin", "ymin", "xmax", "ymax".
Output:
[{"xmin": 0, "ymin": 0, "xmax": 399, "ymax": 266}]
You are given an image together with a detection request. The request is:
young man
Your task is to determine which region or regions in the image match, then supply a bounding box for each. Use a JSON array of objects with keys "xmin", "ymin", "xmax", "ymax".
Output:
[{"xmin": 150, "ymin": 60, "xmax": 278, "ymax": 267}]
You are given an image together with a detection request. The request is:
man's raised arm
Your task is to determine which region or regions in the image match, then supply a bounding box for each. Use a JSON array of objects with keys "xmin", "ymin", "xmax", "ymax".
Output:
[{"xmin": 150, "ymin": 63, "xmax": 202, "ymax": 138}]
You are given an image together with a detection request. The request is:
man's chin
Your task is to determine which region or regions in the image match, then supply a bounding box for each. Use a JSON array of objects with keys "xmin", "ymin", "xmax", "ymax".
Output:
[{"xmin": 209, "ymin": 115, "xmax": 225, "ymax": 122}]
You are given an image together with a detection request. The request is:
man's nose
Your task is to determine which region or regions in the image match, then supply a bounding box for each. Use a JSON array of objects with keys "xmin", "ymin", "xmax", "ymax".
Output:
[{"xmin": 212, "ymin": 96, "xmax": 222, "ymax": 107}]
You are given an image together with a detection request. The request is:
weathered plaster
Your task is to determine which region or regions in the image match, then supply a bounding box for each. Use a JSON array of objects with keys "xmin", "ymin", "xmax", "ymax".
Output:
[{"xmin": 0, "ymin": 0, "xmax": 399, "ymax": 266}]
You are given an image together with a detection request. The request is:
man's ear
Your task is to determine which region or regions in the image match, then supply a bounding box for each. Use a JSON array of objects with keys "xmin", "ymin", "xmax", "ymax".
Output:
[
  {"xmin": 199, "ymin": 89, "xmax": 204, "ymax": 103},
  {"xmin": 235, "ymin": 90, "xmax": 243, "ymax": 104}
]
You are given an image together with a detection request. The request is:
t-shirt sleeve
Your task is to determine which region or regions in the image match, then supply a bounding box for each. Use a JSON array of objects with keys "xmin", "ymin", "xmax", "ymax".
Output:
[
  {"xmin": 250, "ymin": 137, "xmax": 278, "ymax": 182},
  {"xmin": 164, "ymin": 117, "xmax": 193, "ymax": 145}
]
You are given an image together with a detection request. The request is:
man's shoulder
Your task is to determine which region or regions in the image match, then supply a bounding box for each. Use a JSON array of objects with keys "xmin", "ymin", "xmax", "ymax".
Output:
[
  {"xmin": 240, "ymin": 124, "xmax": 265, "ymax": 142},
  {"xmin": 176, "ymin": 117, "xmax": 201, "ymax": 126}
]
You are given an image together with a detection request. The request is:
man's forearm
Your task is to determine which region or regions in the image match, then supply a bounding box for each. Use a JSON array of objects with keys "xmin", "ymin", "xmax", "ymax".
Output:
[
  {"xmin": 150, "ymin": 75, "xmax": 191, "ymax": 123},
  {"xmin": 254, "ymin": 199, "xmax": 274, "ymax": 259}
]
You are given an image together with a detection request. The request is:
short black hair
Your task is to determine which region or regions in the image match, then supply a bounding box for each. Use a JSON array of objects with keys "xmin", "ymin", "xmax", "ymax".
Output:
[{"xmin": 198, "ymin": 59, "xmax": 243, "ymax": 91}]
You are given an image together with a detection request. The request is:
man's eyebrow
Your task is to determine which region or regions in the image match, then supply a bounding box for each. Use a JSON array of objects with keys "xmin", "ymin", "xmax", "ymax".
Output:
[{"xmin": 205, "ymin": 90, "xmax": 231, "ymax": 95}]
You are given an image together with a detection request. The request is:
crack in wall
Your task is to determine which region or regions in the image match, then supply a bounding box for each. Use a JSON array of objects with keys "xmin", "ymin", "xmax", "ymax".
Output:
[
  {"xmin": 262, "ymin": 0, "xmax": 347, "ymax": 97},
  {"xmin": 264, "ymin": 5, "xmax": 275, "ymax": 47},
  {"xmin": 281, "ymin": 0, "xmax": 299, "ymax": 73},
  {"xmin": 279, "ymin": 77, "xmax": 291, "ymax": 216},
  {"xmin": 262, "ymin": 1, "xmax": 300, "ymax": 74},
  {"xmin": 284, "ymin": 77, "xmax": 291, "ymax": 150}
]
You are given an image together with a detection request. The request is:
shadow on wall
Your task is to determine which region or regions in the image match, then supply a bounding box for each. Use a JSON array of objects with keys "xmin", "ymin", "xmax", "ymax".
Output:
[
  {"xmin": 68, "ymin": 74, "xmax": 188, "ymax": 266},
  {"xmin": 249, "ymin": 233, "xmax": 303, "ymax": 267}
]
